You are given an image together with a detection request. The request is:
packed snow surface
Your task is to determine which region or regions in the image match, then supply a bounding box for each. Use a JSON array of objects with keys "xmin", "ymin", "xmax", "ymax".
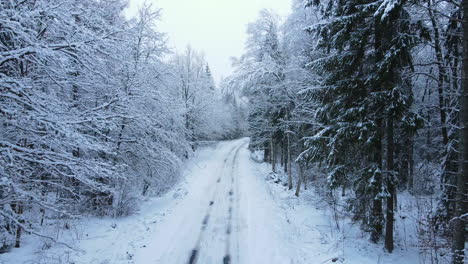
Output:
[
  {"xmin": 1, "ymin": 139, "xmax": 422, "ymax": 264},
  {"xmin": 133, "ymin": 138, "xmax": 290, "ymax": 263}
]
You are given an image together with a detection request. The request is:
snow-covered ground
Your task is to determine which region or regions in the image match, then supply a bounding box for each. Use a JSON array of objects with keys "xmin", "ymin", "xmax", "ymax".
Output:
[
  {"xmin": 253, "ymin": 162, "xmax": 424, "ymax": 264},
  {"xmin": 1, "ymin": 139, "xmax": 428, "ymax": 264},
  {"xmin": 132, "ymin": 138, "xmax": 291, "ymax": 263}
]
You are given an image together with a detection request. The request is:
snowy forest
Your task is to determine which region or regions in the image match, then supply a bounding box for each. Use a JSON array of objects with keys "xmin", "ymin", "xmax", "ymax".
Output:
[
  {"xmin": 226, "ymin": 0, "xmax": 467, "ymax": 263},
  {"xmin": 0, "ymin": 0, "xmax": 242, "ymax": 255},
  {"xmin": 0, "ymin": 0, "xmax": 467, "ymax": 264}
]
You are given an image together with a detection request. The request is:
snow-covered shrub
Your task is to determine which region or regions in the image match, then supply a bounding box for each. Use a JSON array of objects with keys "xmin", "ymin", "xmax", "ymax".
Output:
[{"xmin": 111, "ymin": 180, "xmax": 140, "ymax": 217}]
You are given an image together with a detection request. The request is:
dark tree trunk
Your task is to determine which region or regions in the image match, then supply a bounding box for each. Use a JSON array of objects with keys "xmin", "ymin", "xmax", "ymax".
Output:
[
  {"xmin": 271, "ymin": 137, "xmax": 276, "ymax": 172},
  {"xmin": 304, "ymin": 168, "xmax": 308, "ymax": 190},
  {"xmin": 116, "ymin": 122, "xmax": 126, "ymax": 153},
  {"xmin": 287, "ymin": 134, "xmax": 293, "ymax": 190},
  {"xmin": 398, "ymin": 130, "xmax": 413, "ymax": 191},
  {"xmin": 14, "ymin": 203, "xmax": 23, "ymax": 248},
  {"xmin": 264, "ymin": 141, "xmax": 270, "ymax": 162},
  {"xmin": 371, "ymin": 193, "xmax": 383, "ymax": 243},
  {"xmin": 440, "ymin": 4, "xmax": 462, "ymax": 226},
  {"xmin": 142, "ymin": 180, "xmax": 150, "ymax": 196},
  {"xmin": 385, "ymin": 118, "xmax": 395, "ymax": 253},
  {"xmin": 371, "ymin": 119, "xmax": 384, "ymax": 243},
  {"xmin": 408, "ymin": 137, "xmax": 415, "ymax": 191},
  {"xmin": 280, "ymin": 139, "xmax": 285, "ymax": 169},
  {"xmin": 453, "ymin": 1, "xmax": 468, "ymax": 263},
  {"xmin": 371, "ymin": 19, "xmax": 384, "ymax": 242},
  {"xmin": 283, "ymin": 138, "xmax": 288, "ymax": 173},
  {"xmin": 429, "ymin": 0, "xmax": 449, "ymax": 146}
]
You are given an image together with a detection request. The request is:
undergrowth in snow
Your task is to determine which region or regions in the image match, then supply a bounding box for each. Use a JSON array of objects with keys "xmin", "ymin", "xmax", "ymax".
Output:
[
  {"xmin": 251, "ymin": 155, "xmax": 449, "ymax": 264},
  {"xmin": 0, "ymin": 143, "xmax": 221, "ymax": 264}
]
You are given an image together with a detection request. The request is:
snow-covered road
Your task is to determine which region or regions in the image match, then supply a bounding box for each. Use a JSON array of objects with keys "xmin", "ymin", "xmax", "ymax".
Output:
[
  {"xmin": 1, "ymin": 138, "xmax": 423, "ymax": 264},
  {"xmin": 134, "ymin": 138, "xmax": 290, "ymax": 264}
]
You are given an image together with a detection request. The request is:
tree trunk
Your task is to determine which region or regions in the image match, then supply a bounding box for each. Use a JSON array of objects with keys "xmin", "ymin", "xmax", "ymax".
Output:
[
  {"xmin": 394, "ymin": 191, "xmax": 398, "ymax": 213},
  {"xmin": 116, "ymin": 122, "xmax": 126, "ymax": 153},
  {"xmin": 408, "ymin": 137, "xmax": 415, "ymax": 191},
  {"xmin": 142, "ymin": 180, "xmax": 150, "ymax": 196},
  {"xmin": 371, "ymin": 175, "xmax": 383, "ymax": 243},
  {"xmin": 264, "ymin": 141, "xmax": 270, "ymax": 162},
  {"xmin": 283, "ymin": 138, "xmax": 288, "ymax": 173},
  {"xmin": 14, "ymin": 203, "xmax": 23, "ymax": 248},
  {"xmin": 453, "ymin": 1, "xmax": 468, "ymax": 263},
  {"xmin": 385, "ymin": 118, "xmax": 395, "ymax": 253},
  {"xmin": 304, "ymin": 168, "xmax": 308, "ymax": 190},
  {"xmin": 428, "ymin": 0, "xmax": 449, "ymax": 146},
  {"xmin": 271, "ymin": 137, "xmax": 276, "ymax": 172},
  {"xmin": 280, "ymin": 140, "xmax": 285, "ymax": 169},
  {"xmin": 398, "ymin": 134, "xmax": 411, "ymax": 190},
  {"xmin": 287, "ymin": 134, "xmax": 293, "ymax": 190},
  {"xmin": 371, "ymin": 18, "xmax": 384, "ymax": 244},
  {"xmin": 371, "ymin": 119, "xmax": 384, "ymax": 243},
  {"xmin": 295, "ymin": 163, "xmax": 304, "ymax": 196}
]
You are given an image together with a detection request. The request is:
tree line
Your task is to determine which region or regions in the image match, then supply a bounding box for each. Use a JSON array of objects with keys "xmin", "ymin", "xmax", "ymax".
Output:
[
  {"xmin": 228, "ymin": 0, "xmax": 467, "ymax": 263},
  {"xmin": 0, "ymin": 0, "xmax": 240, "ymax": 250}
]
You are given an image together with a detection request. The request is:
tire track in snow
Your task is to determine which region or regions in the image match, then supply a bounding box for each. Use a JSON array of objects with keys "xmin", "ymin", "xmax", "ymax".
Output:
[
  {"xmin": 233, "ymin": 146, "xmax": 243, "ymax": 264},
  {"xmin": 188, "ymin": 143, "xmax": 241, "ymax": 264},
  {"xmin": 223, "ymin": 142, "xmax": 246, "ymax": 264}
]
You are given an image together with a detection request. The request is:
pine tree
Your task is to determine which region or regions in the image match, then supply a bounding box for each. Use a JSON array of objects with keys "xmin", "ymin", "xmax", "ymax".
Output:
[{"xmin": 307, "ymin": 0, "xmax": 422, "ymax": 249}]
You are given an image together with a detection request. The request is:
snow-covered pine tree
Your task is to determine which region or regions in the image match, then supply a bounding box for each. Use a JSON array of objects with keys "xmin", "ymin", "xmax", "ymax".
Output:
[{"xmin": 307, "ymin": 0, "xmax": 423, "ymax": 250}]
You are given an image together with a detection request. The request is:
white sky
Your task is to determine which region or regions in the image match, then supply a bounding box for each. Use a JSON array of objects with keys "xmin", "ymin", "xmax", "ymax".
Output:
[{"xmin": 125, "ymin": 0, "xmax": 291, "ymax": 84}]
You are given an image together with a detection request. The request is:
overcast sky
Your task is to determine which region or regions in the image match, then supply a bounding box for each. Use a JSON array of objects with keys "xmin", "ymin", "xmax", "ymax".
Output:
[{"xmin": 125, "ymin": 0, "xmax": 291, "ymax": 84}]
